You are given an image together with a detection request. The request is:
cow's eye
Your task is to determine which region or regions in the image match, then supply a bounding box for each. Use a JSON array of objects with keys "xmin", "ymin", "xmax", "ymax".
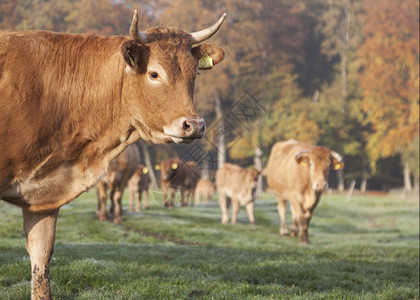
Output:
[{"xmin": 149, "ymin": 71, "xmax": 159, "ymax": 80}]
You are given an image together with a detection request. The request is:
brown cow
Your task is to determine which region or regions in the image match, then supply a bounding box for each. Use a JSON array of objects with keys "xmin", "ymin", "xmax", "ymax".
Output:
[
  {"xmin": 0, "ymin": 10, "xmax": 225, "ymax": 299},
  {"xmin": 158, "ymin": 158, "xmax": 201, "ymax": 207},
  {"xmin": 216, "ymin": 163, "xmax": 259, "ymax": 225},
  {"xmin": 96, "ymin": 144, "xmax": 140, "ymax": 224},
  {"xmin": 264, "ymin": 140, "xmax": 344, "ymax": 244},
  {"xmin": 194, "ymin": 178, "xmax": 216, "ymax": 205},
  {"xmin": 128, "ymin": 163, "xmax": 151, "ymax": 212}
]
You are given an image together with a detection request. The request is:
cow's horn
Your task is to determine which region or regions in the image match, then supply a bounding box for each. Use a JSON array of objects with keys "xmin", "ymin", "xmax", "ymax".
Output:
[
  {"xmin": 295, "ymin": 150, "xmax": 310, "ymax": 159},
  {"xmin": 191, "ymin": 13, "xmax": 226, "ymax": 44},
  {"xmin": 331, "ymin": 151, "xmax": 343, "ymax": 162},
  {"xmin": 130, "ymin": 10, "xmax": 148, "ymax": 44}
]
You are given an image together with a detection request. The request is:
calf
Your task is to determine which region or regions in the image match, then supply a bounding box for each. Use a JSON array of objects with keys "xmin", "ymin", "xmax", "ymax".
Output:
[
  {"xmin": 128, "ymin": 164, "xmax": 151, "ymax": 212},
  {"xmin": 264, "ymin": 139, "xmax": 344, "ymax": 243},
  {"xmin": 215, "ymin": 163, "xmax": 259, "ymax": 224},
  {"xmin": 194, "ymin": 178, "xmax": 216, "ymax": 205}
]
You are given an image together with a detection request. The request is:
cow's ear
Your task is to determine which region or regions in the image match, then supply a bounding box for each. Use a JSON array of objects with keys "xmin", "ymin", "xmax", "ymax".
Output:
[
  {"xmin": 121, "ymin": 40, "xmax": 149, "ymax": 72},
  {"xmin": 191, "ymin": 44, "xmax": 225, "ymax": 70},
  {"xmin": 295, "ymin": 152, "xmax": 310, "ymax": 167},
  {"xmin": 331, "ymin": 159, "xmax": 344, "ymax": 171},
  {"xmin": 331, "ymin": 151, "xmax": 344, "ymax": 171}
]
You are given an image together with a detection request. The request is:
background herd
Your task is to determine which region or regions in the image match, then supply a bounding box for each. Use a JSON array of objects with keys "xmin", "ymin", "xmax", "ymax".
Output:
[{"xmin": 97, "ymin": 139, "xmax": 344, "ymax": 244}]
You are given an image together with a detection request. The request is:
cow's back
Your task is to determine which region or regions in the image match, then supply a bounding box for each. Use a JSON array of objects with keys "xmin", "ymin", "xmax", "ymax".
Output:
[{"xmin": 265, "ymin": 140, "xmax": 313, "ymax": 196}]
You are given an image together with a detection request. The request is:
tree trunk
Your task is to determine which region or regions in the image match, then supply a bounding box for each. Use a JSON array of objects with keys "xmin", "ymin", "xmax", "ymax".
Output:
[
  {"xmin": 340, "ymin": 2, "xmax": 350, "ymax": 111},
  {"xmin": 201, "ymin": 155, "xmax": 210, "ymax": 180},
  {"xmin": 360, "ymin": 178, "xmax": 367, "ymax": 193},
  {"xmin": 403, "ymin": 160, "xmax": 412, "ymax": 192},
  {"xmin": 138, "ymin": 141, "xmax": 158, "ymax": 189},
  {"xmin": 337, "ymin": 169, "xmax": 345, "ymax": 193},
  {"xmin": 215, "ymin": 96, "xmax": 225, "ymax": 169}
]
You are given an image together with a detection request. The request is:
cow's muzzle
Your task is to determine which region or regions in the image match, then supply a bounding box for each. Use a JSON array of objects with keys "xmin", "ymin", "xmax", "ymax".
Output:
[
  {"xmin": 164, "ymin": 117, "xmax": 206, "ymax": 144},
  {"xmin": 312, "ymin": 181, "xmax": 328, "ymax": 192}
]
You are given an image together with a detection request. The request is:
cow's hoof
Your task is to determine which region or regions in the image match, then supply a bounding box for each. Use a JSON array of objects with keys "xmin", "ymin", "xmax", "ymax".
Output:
[
  {"xmin": 290, "ymin": 231, "xmax": 298, "ymax": 237},
  {"xmin": 145, "ymin": 206, "xmax": 150, "ymax": 210},
  {"xmin": 280, "ymin": 232, "xmax": 290, "ymax": 237},
  {"xmin": 299, "ymin": 240, "xmax": 309, "ymax": 244}
]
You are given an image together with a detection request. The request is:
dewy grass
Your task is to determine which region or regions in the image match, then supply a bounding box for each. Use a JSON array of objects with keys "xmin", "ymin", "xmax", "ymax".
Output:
[{"xmin": 0, "ymin": 191, "xmax": 418, "ymax": 299}]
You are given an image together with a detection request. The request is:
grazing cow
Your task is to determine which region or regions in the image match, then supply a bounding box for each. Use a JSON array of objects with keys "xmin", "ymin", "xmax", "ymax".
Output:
[
  {"xmin": 128, "ymin": 163, "xmax": 151, "ymax": 212},
  {"xmin": 216, "ymin": 163, "xmax": 259, "ymax": 225},
  {"xmin": 96, "ymin": 144, "xmax": 140, "ymax": 224},
  {"xmin": 0, "ymin": 10, "xmax": 225, "ymax": 299},
  {"xmin": 194, "ymin": 178, "xmax": 216, "ymax": 205},
  {"xmin": 264, "ymin": 140, "xmax": 344, "ymax": 244},
  {"xmin": 158, "ymin": 158, "xmax": 201, "ymax": 207}
]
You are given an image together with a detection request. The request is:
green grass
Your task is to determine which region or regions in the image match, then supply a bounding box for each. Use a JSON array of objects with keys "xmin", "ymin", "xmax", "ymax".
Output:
[{"xmin": 0, "ymin": 191, "xmax": 418, "ymax": 299}]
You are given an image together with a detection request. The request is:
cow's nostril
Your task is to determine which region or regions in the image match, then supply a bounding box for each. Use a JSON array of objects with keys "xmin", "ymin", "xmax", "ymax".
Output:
[{"xmin": 183, "ymin": 121, "xmax": 192, "ymax": 132}]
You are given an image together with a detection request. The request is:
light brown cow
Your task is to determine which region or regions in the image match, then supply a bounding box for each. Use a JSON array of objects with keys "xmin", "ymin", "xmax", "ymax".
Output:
[
  {"xmin": 194, "ymin": 178, "xmax": 216, "ymax": 205},
  {"xmin": 96, "ymin": 144, "xmax": 140, "ymax": 224},
  {"xmin": 264, "ymin": 140, "xmax": 344, "ymax": 244},
  {"xmin": 128, "ymin": 163, "xmax": 151, "ymax": 212},
  {"xmin": 216, "ymin": 163, "xmax": 259, "ymax": 225},
  {"xmin": 158, "ymin": 158, "xmax": 201, "ymax": 207},
  {"xmin": 0, "ymin": 10, "xmax": 225, "ymax": 299}
]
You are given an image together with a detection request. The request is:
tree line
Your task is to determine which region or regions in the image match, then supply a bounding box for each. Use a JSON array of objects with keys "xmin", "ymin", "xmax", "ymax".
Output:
[{"xmin": 1, "ymin": 0, "xmax": 418, "ymax": 192}]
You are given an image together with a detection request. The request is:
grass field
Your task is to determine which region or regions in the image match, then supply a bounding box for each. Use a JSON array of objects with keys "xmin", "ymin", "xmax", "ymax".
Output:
[{"xmin": 0, "ymin": 190, "xmax": 419, "ymax": 299}]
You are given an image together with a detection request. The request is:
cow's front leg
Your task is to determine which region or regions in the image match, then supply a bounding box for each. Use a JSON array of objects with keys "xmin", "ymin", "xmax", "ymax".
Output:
[
  {"xmin": 162, "ymin": 183, "xmax": 169, "ymax": 207},
  {"xmin": 230, "ymin": 199, "xmax": 240, "ymax": 224},
  {"xmin": 245, "ymin": 201, "xmax": 255, "ymax": 225},
  {"xmin": 276, "ymin": 198, "xmax": 289, "ymax": 235},
  {"xmin": 112, "ymin": 189, "xmax": 123, "ymax": 224},
  {"xmin": 96, "ymin": 182, "xmax": 107, "ymax": 221},
  {"xmin": 23, "ymin": 208, "xmax": 59, "ymax": 300},
  {"xmin": 143, "ymin": 190, "xmax": 150, "ymax": 210},
  {"xmin": 218, "ymin": 192, "xmax": 229, "ymax": 224},
  {"xmin": 128, "ymin": 189, "xmax": 135, "ymax": 212},
  {"xmin": 170, "ymin": 188, "xmax": 176, "ymax": 208},
  {"xmin": 289, "ymin": 204, "xmax": 299, "ymax": 237},
  {"xmin": 290, "ymin": 200, "xmax": 309, "ymax": 243},
  {"xmin": 134, "ymin": 190, "xmax": 141, "ymax": 212}
]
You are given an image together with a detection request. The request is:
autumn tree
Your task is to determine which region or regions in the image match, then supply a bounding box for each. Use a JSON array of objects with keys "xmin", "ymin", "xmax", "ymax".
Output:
[{"xmin": 359, "ymin": 0, "xmax": 419, "ymax": 191}]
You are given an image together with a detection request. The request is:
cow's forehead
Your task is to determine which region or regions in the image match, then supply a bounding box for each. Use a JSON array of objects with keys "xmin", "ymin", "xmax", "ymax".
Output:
[
  {"xmin": 144, "ymin": 28, "xmax": 196, "ymax": 82},
  {"xmin": 144, "ymin": 27, "xmax": 193, "ymax": 45},
  {"xmin": 311, "ymin": 147, "xmax": 332, "ymax": 164}
]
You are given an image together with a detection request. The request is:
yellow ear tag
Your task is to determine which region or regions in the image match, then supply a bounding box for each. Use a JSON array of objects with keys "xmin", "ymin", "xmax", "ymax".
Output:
[
  {"xmin": 198, "ymin": 55, "xmax": 213, "ymax": 69},
  {"xmin": 143, "ymin": 167, "xmax": 149, "ymax": 174},
  {"xmin": 154, "ymin": 164, "xmax": 160, "ymax": 170},
  {"xmin": 333, "ymin": 162, "xmax": 342, "ymax": 171},
  {"xmin": 171, "ymin": 163, "xmax": 178, "ymax": 170},
  {"xmin": 299, "ymin": 161, "xmax": 308, "ymax": 167}
]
